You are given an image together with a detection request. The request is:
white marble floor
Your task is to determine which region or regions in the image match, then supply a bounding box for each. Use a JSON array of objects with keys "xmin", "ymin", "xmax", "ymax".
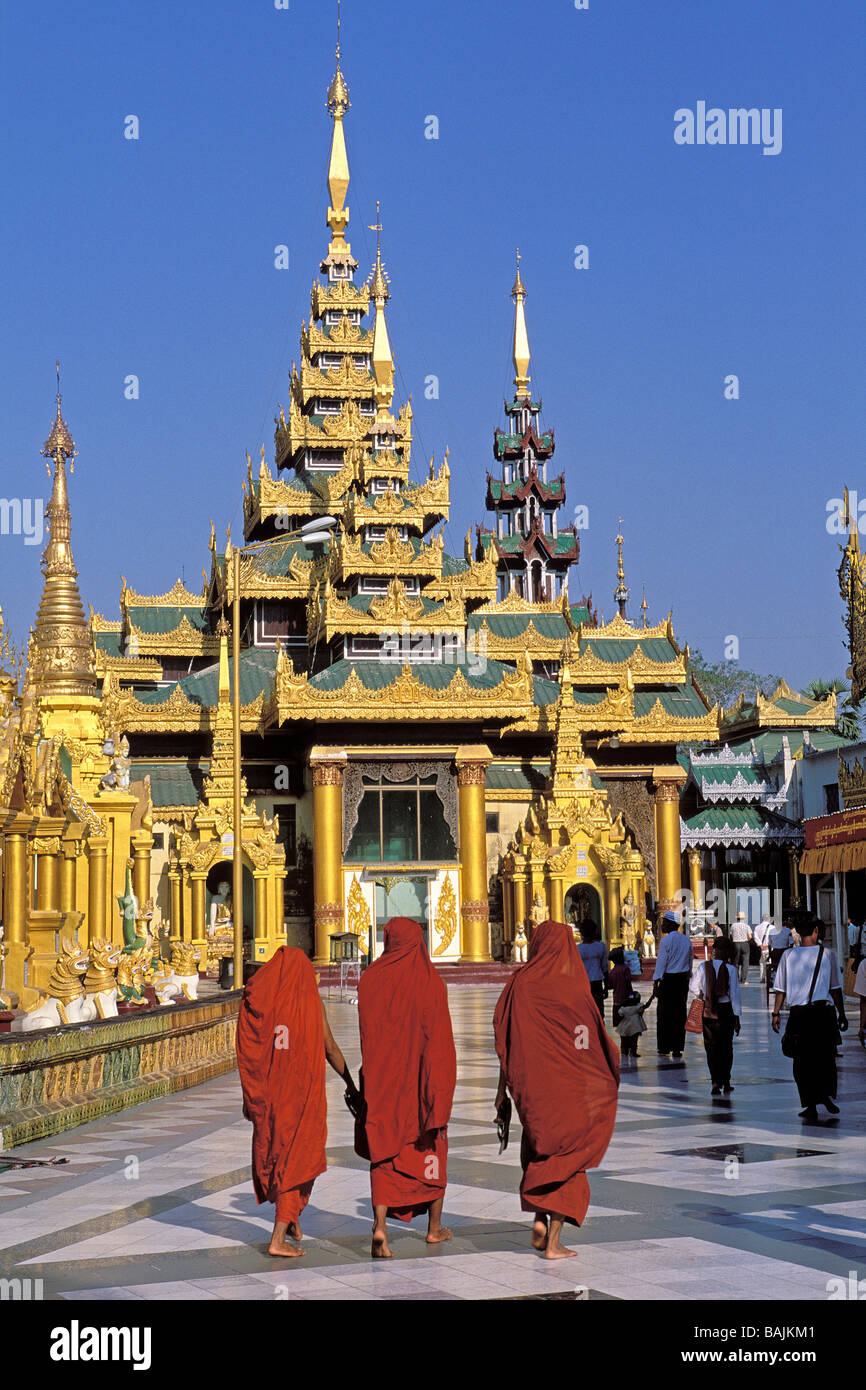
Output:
[{"xmin": 1, "ymin": 978, "xmax": 864, "ymax": 1300}]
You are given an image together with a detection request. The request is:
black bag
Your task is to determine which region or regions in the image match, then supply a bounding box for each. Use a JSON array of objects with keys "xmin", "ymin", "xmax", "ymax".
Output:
[{"xmin": 781, "ymin": 946, "xmax": 824, "ymax": 1058}]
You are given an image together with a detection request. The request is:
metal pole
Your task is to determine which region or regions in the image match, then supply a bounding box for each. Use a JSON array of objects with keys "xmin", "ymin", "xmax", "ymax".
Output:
[{"xmin": 232, "ymin": 546, "xmax": 244, "ymax": 990}]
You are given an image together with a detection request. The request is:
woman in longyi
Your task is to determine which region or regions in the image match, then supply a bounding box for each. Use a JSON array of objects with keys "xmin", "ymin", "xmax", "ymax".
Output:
[
  {"xmin": 493, "ymin": 920, "xmax": 620, "ymax": 1258},
  {"xmin": 236, "ymin": 946, "xmax": 358, "ymax": 1257},
  {"xmin": 355, "ymin": 917, "xmax": 457, "ymax": 1258}
]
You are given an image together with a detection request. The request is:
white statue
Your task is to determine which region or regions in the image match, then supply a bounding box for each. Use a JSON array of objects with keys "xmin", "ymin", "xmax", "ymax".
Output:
[
  {"xmin": 513, "ymin": 922, "xmax": 528, "ymax": 964},
  {"xmin": 80, "ymin": 939, "xmax": 123, "ymax": 1021},
  {"xmin": 209, "ymin": 881, "xmax": 233, "ymax": 938},
  {"xmin": 18, "ymin": 938, "xmax": 89, "ymax": 1031}
]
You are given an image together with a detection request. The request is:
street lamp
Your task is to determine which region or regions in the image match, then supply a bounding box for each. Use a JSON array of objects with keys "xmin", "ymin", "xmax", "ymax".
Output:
[{"xmin": 229, "ymin": 513, "xmax": 338, "ymax": 989}]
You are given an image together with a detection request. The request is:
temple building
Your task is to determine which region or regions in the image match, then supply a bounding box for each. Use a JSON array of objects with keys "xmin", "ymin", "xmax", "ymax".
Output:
[
  {"xmin": 679, "ymin": 680, "xmax": 846, "ymax": 923},
  {"xmin": 0, "ymin": 44, "xmax": 721, "ymax": 988}
]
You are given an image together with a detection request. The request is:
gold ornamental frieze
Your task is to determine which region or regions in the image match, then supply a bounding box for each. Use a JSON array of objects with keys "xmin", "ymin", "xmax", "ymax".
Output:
[
  {"xmin": 432, "ymin": 874, "xmax": 457, "ymax": 956},
  {"xmin": 310, "ymin": 280, "xmax": 370, "ymax": 317},
  {"xmin": 121, "ymin": 577, "xmax": 205, "ymax": 609},
  {"xmin": 302, "ymin": 317, "xmax": 371, "ymax": 355},
  {"xmin": 298, "ymin": 358, "xmax": 375, "ymax": 401},
  {"xmin": 265, "ymin": 659, "xmax": 535, "ymax": 727},
  {"xmin": 839, "ymin": 752, "xmax": 866, "ymax": 810},
  {"xmin": 126, "ymin": 615, "xmax": 218, "ymax": 657}
]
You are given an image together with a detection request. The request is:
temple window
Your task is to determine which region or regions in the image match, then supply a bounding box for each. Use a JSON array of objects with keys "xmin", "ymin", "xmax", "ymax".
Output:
[
  {"xmin": 274, "ymin": 803, "xmax": 298, "ymax": 867},
  {"xmin": 345, "ymin": 772, "xmax": 457, "ymax": 864},
  {"xmin": 314, "ymin": 398, "xmax": 341, "ymax": 415}
]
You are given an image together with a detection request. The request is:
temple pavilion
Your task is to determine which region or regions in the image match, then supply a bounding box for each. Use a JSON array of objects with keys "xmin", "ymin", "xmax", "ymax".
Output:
[{"xmin": 0, "ymin": 44, "xmax": 720, "ymax": 989}]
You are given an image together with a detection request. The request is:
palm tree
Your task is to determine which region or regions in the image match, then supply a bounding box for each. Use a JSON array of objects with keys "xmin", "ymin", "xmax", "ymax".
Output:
[{"xmin": 802, "ymin": 677, "xmax": 861, "ymax": 741}]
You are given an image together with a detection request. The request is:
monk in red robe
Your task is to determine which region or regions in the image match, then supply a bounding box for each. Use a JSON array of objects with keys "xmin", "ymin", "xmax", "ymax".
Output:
[
  {"xmin": 355, "ymin": 918, "xmax": 457, "ymax": 1258},
  {"xmin": 493, "ymin": 920, "xmax": 620, "ymax": 1259},
  {"xmin": 236, "ymin": 946, "xmax": 358, "ymax": 1258}
]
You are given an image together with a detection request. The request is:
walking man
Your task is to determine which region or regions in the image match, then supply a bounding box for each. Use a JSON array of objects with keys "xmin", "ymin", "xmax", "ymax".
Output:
[
  {"xmin": 771, "ymin": 918, "xmax": 848, "ymax": 1123},
  {"xmin": 690, "ymin": 938, "xmax": 741, "ymax": 1096},
  {"xmin": 730, "ymin": 912, "xmax": 753, "ymax": 985},
  {"xmin": 651, "ymin": 911, "xmax": 694, "ymax": 1058}
]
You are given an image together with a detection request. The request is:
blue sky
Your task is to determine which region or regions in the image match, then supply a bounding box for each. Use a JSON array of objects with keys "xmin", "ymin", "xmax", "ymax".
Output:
[{"xmin": 1, "ymin": 0, "xmax": 864, "ymax": 688}]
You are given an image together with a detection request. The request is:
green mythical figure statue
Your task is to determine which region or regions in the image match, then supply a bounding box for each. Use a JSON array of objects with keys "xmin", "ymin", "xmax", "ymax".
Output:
[{"xmin": 118, "ymin": 858, "xmax": 145, "ymax": 953}]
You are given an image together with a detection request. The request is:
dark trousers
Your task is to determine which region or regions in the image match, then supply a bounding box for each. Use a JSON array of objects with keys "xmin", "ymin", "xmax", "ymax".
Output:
[
  {"xmin": 702, "ymin": 1002, "xmax": 735, "ymax": 1086},
  {"xmin": 657, "ymin": 972, "xmax": 691, "ymax": 1053},
  {"xmin": 790, "ymin": 1003, "xmax": 838, "ymax": 1107},
  {"xmin": 733, "ymin": 941, "xmax": 750, "ymax": 983},
  {"xmin": 621, "ymin": 1033, "xmax": 639, "ymax": 1056},
  {"xmin": 590, "ymin": 980, "xmax": 606, "ymax": 1016}
]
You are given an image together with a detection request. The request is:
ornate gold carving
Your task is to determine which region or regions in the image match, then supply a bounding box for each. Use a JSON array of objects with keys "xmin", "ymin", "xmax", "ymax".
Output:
[
  {"xmin": 839, "ymin": 751, "xmax": 866, "ymax": 810},
  {"xmin": 432, "ymin": 875, "xmax": 457, "ymax": 955},
  {"xmin": 346, "ymin": 874, "xmax": 371, "ymax": 954},
  {"xmin": 460, "ymin": 899, "xmax": 489, "ymax": 923}
]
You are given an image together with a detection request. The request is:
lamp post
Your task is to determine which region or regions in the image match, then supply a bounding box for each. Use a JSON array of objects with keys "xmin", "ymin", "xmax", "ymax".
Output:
[{"xmin": 230, "ymin": 516, "xmax": 337, "ymax": 989}]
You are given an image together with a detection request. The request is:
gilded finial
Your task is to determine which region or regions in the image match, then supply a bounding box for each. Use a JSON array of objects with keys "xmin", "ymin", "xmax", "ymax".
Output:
[
  {"xmin": 368, "ymin": 201, "xmax": 390, "ymax": 302},
  {"xmin": 42, "ymin": 360, "xmax": 77, "ymax": 472},
  {"xmin": 511, "ymin": 251, "xmax": 531, "ymax": 396},
  {"xmin": 640, "ymin": 584, "xmax": 648, "ymax": 628},
  {"xmin": 614, "ymin": 519, "xmax": 630, "ymax": 619},
  {"xmin": 327, "ymin": 0, "xmax": 350, "ymax": 117}
]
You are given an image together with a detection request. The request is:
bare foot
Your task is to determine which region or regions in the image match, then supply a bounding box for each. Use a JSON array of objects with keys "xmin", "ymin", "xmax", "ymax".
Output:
[
  {"xmin": 545, "ymin": 1236, "xmax": 577, "ymax": 1260},
  {"xmin": 372, "ymin": 1228, "xmax": 393, "ymax": 1259},
  {"xmin": 268, "ymin": 1238, "xmax": 305, "ymax": 1258},
  {"xmin": 287, "ymin": 1221, "xmax": 303, "ymax": 1241},
  {"xmin": 426, "ymin": 1226, "xmax": 452, "ymax": 1244},
  {"xmin": 531, "ymin": 1217, "xmax": 549, "ymax": 1252}
]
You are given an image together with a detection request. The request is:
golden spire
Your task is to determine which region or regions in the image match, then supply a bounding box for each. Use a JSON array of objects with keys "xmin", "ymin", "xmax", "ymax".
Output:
[
  {"xmin": 640, "ymin": 584, "xmax": 648, "ymax": 628},
  {"xmin": 511, "ymin": 249, "xmax": 531, "ymax": 397},
  {"xmin": 325, "ymin": 1, "xmax": 351, "ymax": 254},
  {"xmin": 614, "ymin": 518, "xmax": 630, "ymax": 619},
  {"xmin": 29, "ymin": 365, "xmax": 97, "ymax": 699},
  {"xmin": 369, "ymin": 201, "xmax": 394, "ymax": 415}
]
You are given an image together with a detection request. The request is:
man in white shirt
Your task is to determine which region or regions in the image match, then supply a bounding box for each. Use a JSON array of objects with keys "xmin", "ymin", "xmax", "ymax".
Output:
[
  {"xmin": 651, "ymin": 912, "xmax": 694, "ymax": 1058},
  {"xmin": 730, "ymin": 913, "xmax": 753, "ymax": 985},
  {"xmin": 690, "ymin": 939, "xmax": 742, "ymax": 1095},
  {"xmin": 753, "ymin": 918, "xmax": 774, "ymax": 982},
  {"xmin": 848, "ymin": 917, "xmax": 865, "ymax": 972},
  {"xmin": 771, "ymin": 919, "xmax": 848, "ymax": 1123}
]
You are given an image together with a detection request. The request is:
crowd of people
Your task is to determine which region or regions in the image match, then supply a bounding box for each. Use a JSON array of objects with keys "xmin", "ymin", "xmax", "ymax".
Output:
[{"xmin": 234, "ymin": 906, "xmax": 865, "ymax": 1263}]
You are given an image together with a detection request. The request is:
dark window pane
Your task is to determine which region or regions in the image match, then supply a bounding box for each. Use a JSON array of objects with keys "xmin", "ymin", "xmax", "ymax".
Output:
[
  {"xmin": 347, "ymin": 790, "xmax": 381, "ymax": 861},
  {"xmin": 420, "ymin": 790, "xmax": 457, "ymax": 860},
  {"xmin": 382, "ymin": 789, "xmax": 419, "ymax": 861}
]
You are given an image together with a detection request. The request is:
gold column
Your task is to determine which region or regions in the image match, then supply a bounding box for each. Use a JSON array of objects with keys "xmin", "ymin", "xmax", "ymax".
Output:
[
  {"xmin": 3, "ymin": 829, "xmax": 32, "ymax": 991},
  {"xmin": 132, "ymin": 832, "xmax": 152, "ymax": 908},
  {"xmin": 603, "ymin": 873, "xmax": 621, "ymax": 947},
  {"xmin": 688, "ymin": 848, "xmax": 703, "ymax": 911},
  {"xmin": 87, "ymin": 838, "xmax": 108, "ymax": 943},
  {"xmin": 254, "ymin": 875, "xmax": 268, "ymax": 953},
  {"xmin": 190, "ymin": 875, "xmax": 207, "ymax": 959},
  {"xmin": 512, "ymin": 871, "xmax": 528, "ymax": 941},
  {"xmin": 60, "ymin": 847, "xmax": 77, "ymax": 914},
  {"xmin": 455, "ymin": 746, "xmax": 493, "ymax": 962},
  {"xmin": 549, "ymin": 875, "xmax": 565, "ymax": 923},
  {"xmin": 168, "ymin": 860, "xmax": 182, "ymax": 939},
  {"xmin": 35, "ymin": 844, "xmax": 60, "ymax": 912},
  {"xmin": 310, "ymin": 748, "xmax": 347, "ymax": 965},
  {"xmin": 654, "ymin": 775, "xmax": 684, "ymax": 914}
]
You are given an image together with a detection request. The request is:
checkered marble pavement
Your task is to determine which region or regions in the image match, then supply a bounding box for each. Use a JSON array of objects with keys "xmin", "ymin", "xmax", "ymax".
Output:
[{"xmin": 1, "ymin": 976, "xmax": 864, "ymax": 1301}]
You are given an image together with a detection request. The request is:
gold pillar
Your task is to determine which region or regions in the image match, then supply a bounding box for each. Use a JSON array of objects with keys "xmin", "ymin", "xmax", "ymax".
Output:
[
  {"xmin": 168, "ymin": 860, "xmax": 182, "ymax": 939},
  {"xmin": 310, "ymin": 749, "xmax": 347, "ymax": 964},
  {"xmin": 35, "ymin": 844, "xmax": 60, "ymax": 912},
  {"xmin": 254, "ymin": 875, "xmax": 268, "ymax": 945},
  {"xmin": 3, "ymin": 829, "xmax": 32, "ymax": 991},
  {"xmin": 190, "ymin": 875, "xmax": 207, "ymax": 956},
  {"xmin": 549, "ymin": 875, "xmax": 565, "ymax": 923},
  {"xmin": 87, "ymin": 838, "xmax": 108, "ymax": 943},
  {"xmin": 132, "ymin": 831, "xmax": 152, "ymax": 908},
  {"xmin": 603, "ymin": 873, "xmax": 621, "ymax": 947},
  {"xmin": 688, "ymin": 848, "xmax": 703, "ymax": 911},
  {"xmin": 455, "ymin": 746, "xmax": 493, "ymax": 962},
  {"xmin": 512, "ymin": 871, "xmax": 528, "ymax": 941},
  {"xmin": 60, "ymin": 847, "xmax": 77, "ymax": 914},
  {"xmin": 654, "ymin": 776, "xmax": 684, "ymax": 914}
]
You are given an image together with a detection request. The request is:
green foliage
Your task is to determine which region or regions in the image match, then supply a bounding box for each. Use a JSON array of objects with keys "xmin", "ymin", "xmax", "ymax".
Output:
[{"xmin": 688, "ymin": 649, "xmax": 781, "ymax": 710}]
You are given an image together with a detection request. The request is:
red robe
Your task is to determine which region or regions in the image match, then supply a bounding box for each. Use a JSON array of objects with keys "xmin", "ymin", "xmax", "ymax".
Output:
[
  {"xmin": 494, "ymin": 920, "xmax": 620, "ymax": 1226},
  {"xmin": 355, "ymin": 918, "xmax": 457, "ymax": 1220},
  {"xmin": 235, "ymin": 947, "xmax": 327, "ymax": 1225}
]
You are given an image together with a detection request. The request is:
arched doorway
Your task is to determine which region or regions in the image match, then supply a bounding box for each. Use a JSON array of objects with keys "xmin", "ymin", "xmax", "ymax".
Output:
[{"xmin": 564, "ymin": 883, "xmax": 603, "ymax": 935}]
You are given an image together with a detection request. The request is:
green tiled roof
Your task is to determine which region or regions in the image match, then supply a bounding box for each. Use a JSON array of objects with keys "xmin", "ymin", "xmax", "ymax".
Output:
[
  {"xmin": 466, "ymin": 612, "xmax": 570, "ymax": 640},
  {"xmin": 94, "ymin": 632, "xmax": 123, "ymax": 657},
  {"xmin": 309, "ymin": 657, "xmax": 561, "ymax": 705},
  {"xmin": 489, "ymin": 477, "xmax": 564, "ymax": 502},
  {"xmin": 441, "ymin": 553, "xmax": 469, "ymax": 576},
  {"xmin": 127, "ymin": 606, "xmax": 207, "ymax": 635},
  {"xmin": 697, "ymin": 765, "xmax": 763, "ymax": 787},
  {"xmin": 683, "ymin": 806, "xmax": 771, "ymax": 833},
  {"xmin": 133, "ymin": 649, "xmax": 277, "ymax": 708},
  {"xmin": 487, "ymin": 762, "xmax": 550, "ymax": 791},
  {"xmin": 728, "ymin": 729, "xmax": 854, "ymax": 761},
  {"xmin": 634, "ymin": 686, "xmax": 709, "ymax": 719},
  {"xmin": 249, "ymin": 538, "xmax": 330, "ymax": 577},
  {"xmin": 583, "ymin": 637, "xmax": 678, "ymax": 663},
  {"xmin": 132, "ymin": 761, "xmax": 208, "ymax": 807}
]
